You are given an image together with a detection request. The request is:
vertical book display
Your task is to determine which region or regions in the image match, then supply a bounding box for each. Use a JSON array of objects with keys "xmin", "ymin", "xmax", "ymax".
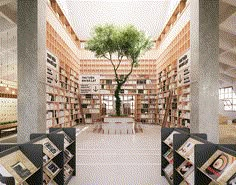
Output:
[
  {"xmin": 173, "ymin": 133, "xmax": 207, "ymax": 185},
  {"xmin": 161, "ymin": 127, "xmax": 190, "ymax": 184},
  {"xmin": 195, "ymin": 144, "xmax": 236, "ymax": 185},
  {"xmin": 0, "ymin": 144, "xmax": 43, "ymax": 185},
  {"xmin": 49, "ymin": 128, "xmax": 76, "ymax": 184},
  {"xmin": 30, "ymin": 133, "xmax": 64, "ymax": 185}
]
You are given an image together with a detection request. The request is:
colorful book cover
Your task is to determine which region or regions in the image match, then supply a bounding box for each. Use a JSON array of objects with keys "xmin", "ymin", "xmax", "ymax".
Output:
[
  {"xmin": 202, "ymin": 150, "xmax": 236, "ymax": 181},
  {"xmin": 177, "ymin": 160, "xmax": 194, "ymax": 178},
  {"xmin": 164, "ymin": 164, "xmax": 173, "ymax": 178},
  {"xmin": 177, "ymin": 138, "xmax": 202, "ymax": 160},
  {"xmin": 217, "ymin": 160, "xmax": 236, "ymax": 184},
  {"xmin": 164, "ymin": 131, "xmax": 180, "ymax": 147}
]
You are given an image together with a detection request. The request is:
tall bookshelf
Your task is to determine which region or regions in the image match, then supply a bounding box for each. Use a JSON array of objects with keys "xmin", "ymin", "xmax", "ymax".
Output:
[
  {"xmin": 156, "ymin": 22, "xmax": 190, "ymax": 127},
  {"xmin": 46, "ymin": 22, "xmax": 82, "ymax": 128}
]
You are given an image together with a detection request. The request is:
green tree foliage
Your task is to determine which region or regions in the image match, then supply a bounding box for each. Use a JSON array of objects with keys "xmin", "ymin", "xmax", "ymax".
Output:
[{"xmin": 85, "ymin": 24, "xmax": 153, "ymax": 116}]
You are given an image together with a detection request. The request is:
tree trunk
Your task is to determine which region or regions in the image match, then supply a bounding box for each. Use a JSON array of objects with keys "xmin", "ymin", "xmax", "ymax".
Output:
[{"xmin": 114, "ymin": 83, "xmax": 122, "ymax": 116}]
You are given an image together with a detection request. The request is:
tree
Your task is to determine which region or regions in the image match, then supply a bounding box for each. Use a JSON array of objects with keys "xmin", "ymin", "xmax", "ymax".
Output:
[{"xmin": 85, "ymin": 24, "xmax": 153, "ymax": 116}]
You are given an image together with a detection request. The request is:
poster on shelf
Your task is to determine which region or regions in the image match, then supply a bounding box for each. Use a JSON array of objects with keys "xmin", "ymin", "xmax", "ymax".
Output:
[
  {"xmin": 177, "ymin": 50, "xmax": 190, "ymax": 87},
  {"xmin": 80, "ymin": 84, "xmax": 100, "ymax": 94},
  {"xmin": 79, "ymin": 75, "xmax": 100, "ymax": 84},
  {"xmin": 46, "ymin": 51, "xmax": 59, "ymax": 87},
  {"xmin": 79, "ymin": 75, "xmax": 100, "ymax": 94}
]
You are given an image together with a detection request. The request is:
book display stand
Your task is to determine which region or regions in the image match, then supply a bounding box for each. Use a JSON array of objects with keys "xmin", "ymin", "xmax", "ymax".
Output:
[
  {"xmin": 195, "ymin": 144, "xmax": 236, "ymax": 185},
  {"xmin": 30, "ymin": 133, "xmax": 64, "ymax": 185},
  {"xmin": 161, "ymin": 127, "xmax": 190, "ymax": 184},
  {"xmin": 49, "ymin": 128, "xmax": 76, "ymax": 184},
  {"xmin": 0, "ymin": 144, "xmax": 43, "ymax": 185},
  {"xmin": 173, "ymin": 133, "xmax": 207, "ymax": 185}
]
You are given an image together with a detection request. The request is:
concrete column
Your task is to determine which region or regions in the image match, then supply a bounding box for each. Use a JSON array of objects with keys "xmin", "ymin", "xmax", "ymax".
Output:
[
  {"xmin": 17, "ymin": 0, "xmax": 46, "ymax": 143},
  {"xmin": 190, "ymin": 0, "xmax": 219, "ymax": 143}
]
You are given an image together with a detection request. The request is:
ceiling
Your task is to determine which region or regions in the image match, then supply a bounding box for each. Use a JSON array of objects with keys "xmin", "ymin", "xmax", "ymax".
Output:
[
  {"xmin": 0, "ymin": 0, "xmax": 235, "ymax": 88},
  {"xmin": 56, "ymin": 0, "xmax": 180, "ymax": 40},
  {"xmin": 219, "ymin": 0, "xmax": 236, "ymax": 87}
]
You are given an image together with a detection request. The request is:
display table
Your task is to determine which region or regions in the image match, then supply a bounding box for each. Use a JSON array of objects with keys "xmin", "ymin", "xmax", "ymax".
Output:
[{"xmin": 102, "ymin": 117, "xmax": 135, "ymax": 134}]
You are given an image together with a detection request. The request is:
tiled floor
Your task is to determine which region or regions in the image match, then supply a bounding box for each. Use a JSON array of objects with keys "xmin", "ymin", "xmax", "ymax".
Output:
[{"xmin": 69, "ymin": 125, "xmax": 168, "ymax": 185}]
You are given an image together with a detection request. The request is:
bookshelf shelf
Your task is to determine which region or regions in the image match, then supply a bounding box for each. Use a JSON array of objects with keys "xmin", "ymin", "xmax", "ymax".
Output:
[{"xmin": 156, "ymin": 22, "xmax": 190, "ymax": 127}]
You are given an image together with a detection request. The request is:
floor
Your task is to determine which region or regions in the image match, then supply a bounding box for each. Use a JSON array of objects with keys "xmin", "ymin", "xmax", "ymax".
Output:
[{"xmin": 69, "ymin": 125, "xmax": 168, "ymax": 185}]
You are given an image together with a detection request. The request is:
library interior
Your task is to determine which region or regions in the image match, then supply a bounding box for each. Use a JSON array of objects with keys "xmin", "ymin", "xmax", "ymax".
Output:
[{"xmin": 0, "ymin": 0, "xmax": 236, "ymax": 184}]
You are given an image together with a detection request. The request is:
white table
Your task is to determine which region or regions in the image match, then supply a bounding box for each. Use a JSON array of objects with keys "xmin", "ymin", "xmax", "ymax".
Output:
[{"xmin": 102, "ymin": 117, "xmax": 135, "ymax": 134}]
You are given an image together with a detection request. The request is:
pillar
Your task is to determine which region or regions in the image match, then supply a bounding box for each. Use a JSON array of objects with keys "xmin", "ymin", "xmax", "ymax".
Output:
[
  {"xmin": 190, "ymin": 0, "xmax": 219, "ymax": 143},
  {"xmin": 17, "ymin": 0, "xmax": 46, "ymax": 143}
]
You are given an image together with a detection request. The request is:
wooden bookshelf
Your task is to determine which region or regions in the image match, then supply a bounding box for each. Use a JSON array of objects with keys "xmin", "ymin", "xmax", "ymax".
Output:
[
  {"xmin": 156, "ymin": 22, "xmax": 190, "ymax": 127},
  {"xmin": 46, "ymin": 22, "xmax": 82, "ymax": 129}
]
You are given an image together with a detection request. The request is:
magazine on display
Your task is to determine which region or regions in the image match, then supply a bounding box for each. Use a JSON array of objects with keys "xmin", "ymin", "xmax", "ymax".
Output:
[
  {"xmin": 43, "ymin": 172, "xmax": 51, "ymax": 185},
  {"xmin": 177, "ymin": 160, "xmax": 194, "ymax": 178},
  {"xmin": 58, "ymin": 131, "xmax": 73, "ymax": 147},
  {"xmin": 11, "ymin": 162, "xmax": 31, "ymax": 180},
  {"xmin": 201, "ymin": 150, "xmax": 236, "ymax": 181},
  {"xmin": 45, "ymin": 161, "xmax": 60, "ymax": 177},
  {"xmin": 64, "ymin": 149, "xmax": 73, "ymax": 163},
  {"xmin": 43, "ymin": 153, "xmax": 50, "ymax": 164},
  {"xmin": 35, "ymin": 138, "xmax": 60, "ymax": 159},
  {"xmin": 177, "ymin": 138, "xmax": 202, "ymax": 161},
  {"xmin": 64, "ymin": 164, "xmax": 73, "ymax": 177},
  {"xmin": 164, "ymin": 163, "xmax": 173, "ymax": 180},
  {"xmin": 164, "ymin": 131, "xmax": 180, "ymax": 147},
  {"xmin": 164, "ymin": 149, "xmax": 172, "ymax": 158}
]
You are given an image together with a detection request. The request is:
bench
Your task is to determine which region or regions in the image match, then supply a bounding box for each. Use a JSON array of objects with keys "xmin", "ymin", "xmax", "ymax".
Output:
[{"xmin": 0, "ymin": 123, "xmax": 17, "ymax": 138}]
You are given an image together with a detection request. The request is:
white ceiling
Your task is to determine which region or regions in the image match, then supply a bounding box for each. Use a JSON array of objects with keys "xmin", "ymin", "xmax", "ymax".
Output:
[
  {"xmin": 0, "ymin": 0, "xmax": 235, "ymax": 88},
  {"xmin": 219, "ymin": 0, "xmax": 236, "ymax": 87},
  {"xmin": 56, "ymin": 0, "xmax": 180, "ymax": 40}
]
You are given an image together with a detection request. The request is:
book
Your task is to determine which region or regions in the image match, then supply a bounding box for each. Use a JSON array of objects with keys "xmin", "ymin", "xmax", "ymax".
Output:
[
  {"xmin": 45, "ymin": 161, "xmax": 60, "ymax": 177},
  {"xmin": 11, "ymin": 162, "xmax": 31, "ymax": 180},
  {"xmin": 177, "ymin": 138, "xmax": 202, "ymax": 161},
  {"xmin": 164, "ymin": 164, "xmax": 173, "ymax": 180},
  {"xmin": 43, "ymin": 172, "xmax": 51, "ymax": 185},
  {"xmin": 43, "ymin": 140, "xmax": 59, "ymax": 157},
  {"xmin": 64, "ymin": 149, "xmax": 73, "ymax": 163},
  {"xmin": 164, "ymin": 131, "xmax": 180, "ymax": 147},
  {"xmin": 35, "ymin": 138, "xmax": 60, "ymax": 159},
  {"xmin": 58, "ymin": 131, "xmax": 73, "ymax": 147},
  {"xmin": 201, "ymin": 150, "xmax": 236, "ymax": 181},
  {"xmin": 177, "ymin": 160, "xmax": 194, "ymax": 178}
]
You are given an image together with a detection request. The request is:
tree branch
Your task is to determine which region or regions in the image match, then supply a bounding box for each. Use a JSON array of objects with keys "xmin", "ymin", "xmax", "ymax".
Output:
[
  {"xmin": 121, "ymin": 59, "xmax": 135, "ymax": 85},
  {"xmin": 115, "ymin": 53, "xmax": 123, "ymax": 71}
]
